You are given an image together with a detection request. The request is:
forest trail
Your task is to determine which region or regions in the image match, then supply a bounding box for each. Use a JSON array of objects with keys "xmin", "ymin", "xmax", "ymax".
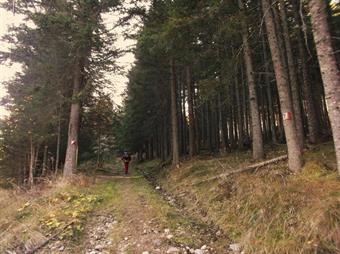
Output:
[
  {"xmin": 1, "ymin": 145, "xmax": 338, "ymax": 254},
  {"xmin": 35, "ymin": 168, "xmax": 230, "ymax": 254}
]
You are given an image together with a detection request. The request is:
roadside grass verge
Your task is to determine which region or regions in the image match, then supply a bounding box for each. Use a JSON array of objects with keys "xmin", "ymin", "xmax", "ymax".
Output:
[
  {"xmin": 0, "ymin": 176, "xmax": 116, "ymax": 253},
  {"xmin": 144, "ymin": 142, "xmax": 340, "ymax": 254}
]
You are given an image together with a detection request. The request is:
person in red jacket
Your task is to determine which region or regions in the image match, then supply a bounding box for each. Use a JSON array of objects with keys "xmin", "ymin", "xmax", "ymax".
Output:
[{"xmin": 121, "ymin": 151, "xmax": 131, "ymax": 175}]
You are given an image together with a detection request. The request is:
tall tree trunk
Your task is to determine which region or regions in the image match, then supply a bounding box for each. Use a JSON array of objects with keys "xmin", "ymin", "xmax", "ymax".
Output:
[
  {"xmin": 162, "ymin": 116, "xmax": 168, "ymax": 161},
  {"xmin": 182, "ymin": 88, "xmax": 187, "ymax": 155},
  {"xmin": 194, "ymin": 99, "xmax": 200, "ymax": 152},
  {"xmin": 240, "ymin": 66, "xmax": 246, "ymax": 135},
  {"xmin": 309, "ymin": 0, "xmax": 340, "ymax": 173},
  {"xmin": 262, "ymin": 0, "xmax": 303, "ymax": 172},
  {"xmin": 177, "ymin": 75, "xmax": 184, "ymax": 155},
  {"xmin": 242, "ymin": 79, "xmax": 250, "ymax": 138},
  {"xmin": 29, "ymin": 135, "xmax": 35, "ymax": 188},
  {"xmin": 235, "ymin": 74, "xmax": 244, "ymax": 150},
  {"xmin": 19, "ymin": 159, "xmax": 24, "ymax": 185},
  {"xmin": 292, "ymin": 0, "xmax": 320, "ymax": 144},
  {"xmin": 97, "ymin": 134, "xmax": 101, "ymax": 167},
  {"xmin": 149, "ymin": 137, "xmax": 153, "ymax": 160},
  {"xmin": 233, "ymin": 102, "xmax": 239, "ymax": 148},
  {"xmin": 63, "ymin": 57, "xmax": 83, "ymax": 177},
  {"xmin": 186, "ymin": 65, "xmax": 196, "ymax": 157},
  {"xmin": 266, "ymin": 83, "xmax": 278, "ymax": 144},
  {"xmin": 170, "ymin": 58, "xmax": 180, "ymax": 166},
  {"xmin": 213, "ymin": 100, "xmax": 220, "ymax": 152},
  {"xmin": 262, "ymin": 35, "xmax": 278, "ymax": 143},
  {"xmin": 206, "ymin": 102, "xmax": 212, "ymax": 152},
  {"xmin": 34, "ymin": 145, "xmax": 40, "ymax": 173},
  {"xmin": 42, "ymin": 145, "xmax": 48, "ymax": 176},
  {"xmin": 25, "ymin": 153, "xmax": 29, "ymax": 183},
  {"xmin": 239, "ymin": 0, "xmax": 265, "ymax": 159},
  {"xmin": 55, "ymin": 104, "xmax": 61, "ymax": 176},
  {"xmin": 278, "ymin": 0, "xmax": 305, "ymax": 148},
  {"xmin": 157, "ymin": 129, "xmax": 162, "ymax": 158},
  {"xmin": 200, "ymin": 104, "xmax": 205, "ymax": 149},
  {"xmin": 218, "ymin": 92, "xmax": 227, "ymax": 153},
  {"xmin": 228, "ymin": 86, "xmax": 235, "ymax": 149},
  {"xmin": 260, "ymin": 82, "xmax": 269, "ymax": 142},
  {"xmin": 180, "ymin": 75, "xmax": 187, "ymax": 155}
]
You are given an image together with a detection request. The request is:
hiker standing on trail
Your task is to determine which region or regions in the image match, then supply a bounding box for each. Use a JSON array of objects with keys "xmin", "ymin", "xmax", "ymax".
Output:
[{"xmin": 121, "ymin": 151, "xmax": 131, "ymax": 175}]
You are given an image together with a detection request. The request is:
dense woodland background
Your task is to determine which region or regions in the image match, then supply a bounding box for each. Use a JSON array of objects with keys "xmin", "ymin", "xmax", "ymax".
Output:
[{"xmin": 0, "ymin": 0, "xmax": 339, "ymax": 186}]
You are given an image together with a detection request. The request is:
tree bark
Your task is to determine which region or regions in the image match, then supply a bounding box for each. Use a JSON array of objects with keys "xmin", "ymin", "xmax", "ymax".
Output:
[
  {"xmin": 186, "ymin": 65, "xmax": 196, "ymax": 157},
  {"xmin": 235, "ymin": 73, "xmax": 244, "ymax": 150},
  {"xmin": 262, "ymin": 0, "xmax": 303, "ymax": 172},
  {"xmin": 242, "ymin": 79, "xmax": 250, "ymax": 138},
  {"xmin": 206, "ymin": 102, "xmax": 212, "ymax": 151},
  {"xmin": 213, "ymin": 99, "xmax": 220, "ymax": 152},
  {"xmin": 218, "ymin": 92, "xmax": 227, "ymax": 153},
  {"xmin": 63, "ymin": 57, "xmax": 83, "ymax": 177},
  {"xmin": 42, "ymin": 145, "xmax": 48, "ymax": 176},
  {"xmin": 262, "ymin": 36, "xmax": 278, "ymax": 144},
  {"xmin": 239, "ymin": 0, "xmax": 265, "ymax": 160},
  {"xmin": 34, "ymin": 145, "xmax": 40, "ymax": 174},
  {"xmin": 228, "ymin": 87, "xmax": 235, "ymax": 149},
  {"xmin": 308, "ymin": 0, "xmax": 340, "ymax": 173},
  {"xmin": 180, "ymin": 75, "xmax": 187, "ymax": 155},
  {"xmin": 55, "ymin": 104, "xmax": 61, "ymax": 176},
  {"xmin": 278, "ymin": 0, "xmax": 305, "ymax": 148},
  {"xmin": 292, "ymin": 0, "xmax": 320, "ymax": 144},
  {"xmin": 200, "ymin": 104, "xmax": 205, "ymax": 149},
  {"xmin": 177, "ymin": 75, "xmax": 184, "ymax": 155},
  {"xmin": 97, "ymin": 134, "xmax": 101, "ymax": 167},
  {"xmin": 162, "ymin": 116, "xmax": 168, "ymax": 161},
  {"xmin": 29, "ymin": 135, "xmax": 35, "ymax": 188},
  {"xmin": 182, "ymin": 85, "xmax": 187, "ymax": 155},
  {"xmin": 170, "ymin": 58, "xmax": 180, "ymax": 166}
]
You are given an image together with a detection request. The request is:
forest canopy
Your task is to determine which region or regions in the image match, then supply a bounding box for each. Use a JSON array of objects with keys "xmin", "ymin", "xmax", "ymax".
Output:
[{"xmin": 0, "ymin": 0, "xmax": 339, "ymax": 185}]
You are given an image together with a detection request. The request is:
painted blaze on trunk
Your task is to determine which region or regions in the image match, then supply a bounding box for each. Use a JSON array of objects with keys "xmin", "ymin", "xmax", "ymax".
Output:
[
  {"xmin": 63, "ymin": 58, "xmax": 82, "ymax": 177},
  {"xmin": 261, "ymin": 0, "xmax": 304, "ymax": 172}
]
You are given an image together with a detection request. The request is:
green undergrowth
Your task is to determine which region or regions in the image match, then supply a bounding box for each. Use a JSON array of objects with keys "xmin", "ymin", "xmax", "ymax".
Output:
[
  {"xmin": 143, "ymin": 142, "xmax": 340, "ymax": 254},
  {"xmin": 39, "ymin": 192, "xmax": 102, "ymax": 240},
  {"xmin": 0, "ymin": 177, "xmax": 118, "ymax": 252}
]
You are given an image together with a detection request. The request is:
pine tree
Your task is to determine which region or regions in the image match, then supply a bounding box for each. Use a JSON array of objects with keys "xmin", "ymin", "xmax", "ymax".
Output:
[{"xmin": 308, "ymin": 0, "xmax": 340, "ymax": 173}]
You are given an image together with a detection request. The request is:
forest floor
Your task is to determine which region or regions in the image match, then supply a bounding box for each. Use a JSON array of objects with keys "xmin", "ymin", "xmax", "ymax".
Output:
[{"xmin": 0, "ymin": 142, "xmax": 339, "ymax": 254}]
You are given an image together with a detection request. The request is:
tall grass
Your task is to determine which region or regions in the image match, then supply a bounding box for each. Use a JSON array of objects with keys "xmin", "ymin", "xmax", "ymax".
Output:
[{"xmin": 158, "ymin": 143, "xmax": 340, "ymax": 253}]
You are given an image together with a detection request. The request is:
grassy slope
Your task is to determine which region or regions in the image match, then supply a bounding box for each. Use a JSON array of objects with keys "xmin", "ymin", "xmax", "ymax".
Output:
[
  {"xmin": 146, "ymin": 143, "xmax": 340, "ymax": 254},
  {"xmin": 0, "ymin": 176, "xmax": 107, "ymax": 253}
]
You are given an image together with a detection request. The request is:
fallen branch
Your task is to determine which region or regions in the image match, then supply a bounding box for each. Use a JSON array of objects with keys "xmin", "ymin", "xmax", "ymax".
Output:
[
  {"xmin": 193, "ymin": 155, "xmax": 288, "ymax": 186},
  {"xmin": 25, "ymin": 221, "xmax": 75, "ymax": 254},
  {"xmin": 96, "ymin": 175, "xmax": 144, "ymax": 180},
  {"xmin": 215, "ymin": 159, "xmax": 226, "ymax": 170},
  {"xmin": 215, "ymin": 158, "xmax": 234, "ymax": 171}
]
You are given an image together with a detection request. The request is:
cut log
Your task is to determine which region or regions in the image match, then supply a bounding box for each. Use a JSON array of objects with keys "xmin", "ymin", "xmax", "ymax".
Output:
[{"xmin": 193, "ymin": 155, "xmax": 288, "ymax": 185}]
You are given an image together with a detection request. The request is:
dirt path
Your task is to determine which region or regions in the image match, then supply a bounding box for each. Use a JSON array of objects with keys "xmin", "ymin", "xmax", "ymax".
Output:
[{"xmin": 37, "ymin": 172, "xmax": 231, "ymax": 254}]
